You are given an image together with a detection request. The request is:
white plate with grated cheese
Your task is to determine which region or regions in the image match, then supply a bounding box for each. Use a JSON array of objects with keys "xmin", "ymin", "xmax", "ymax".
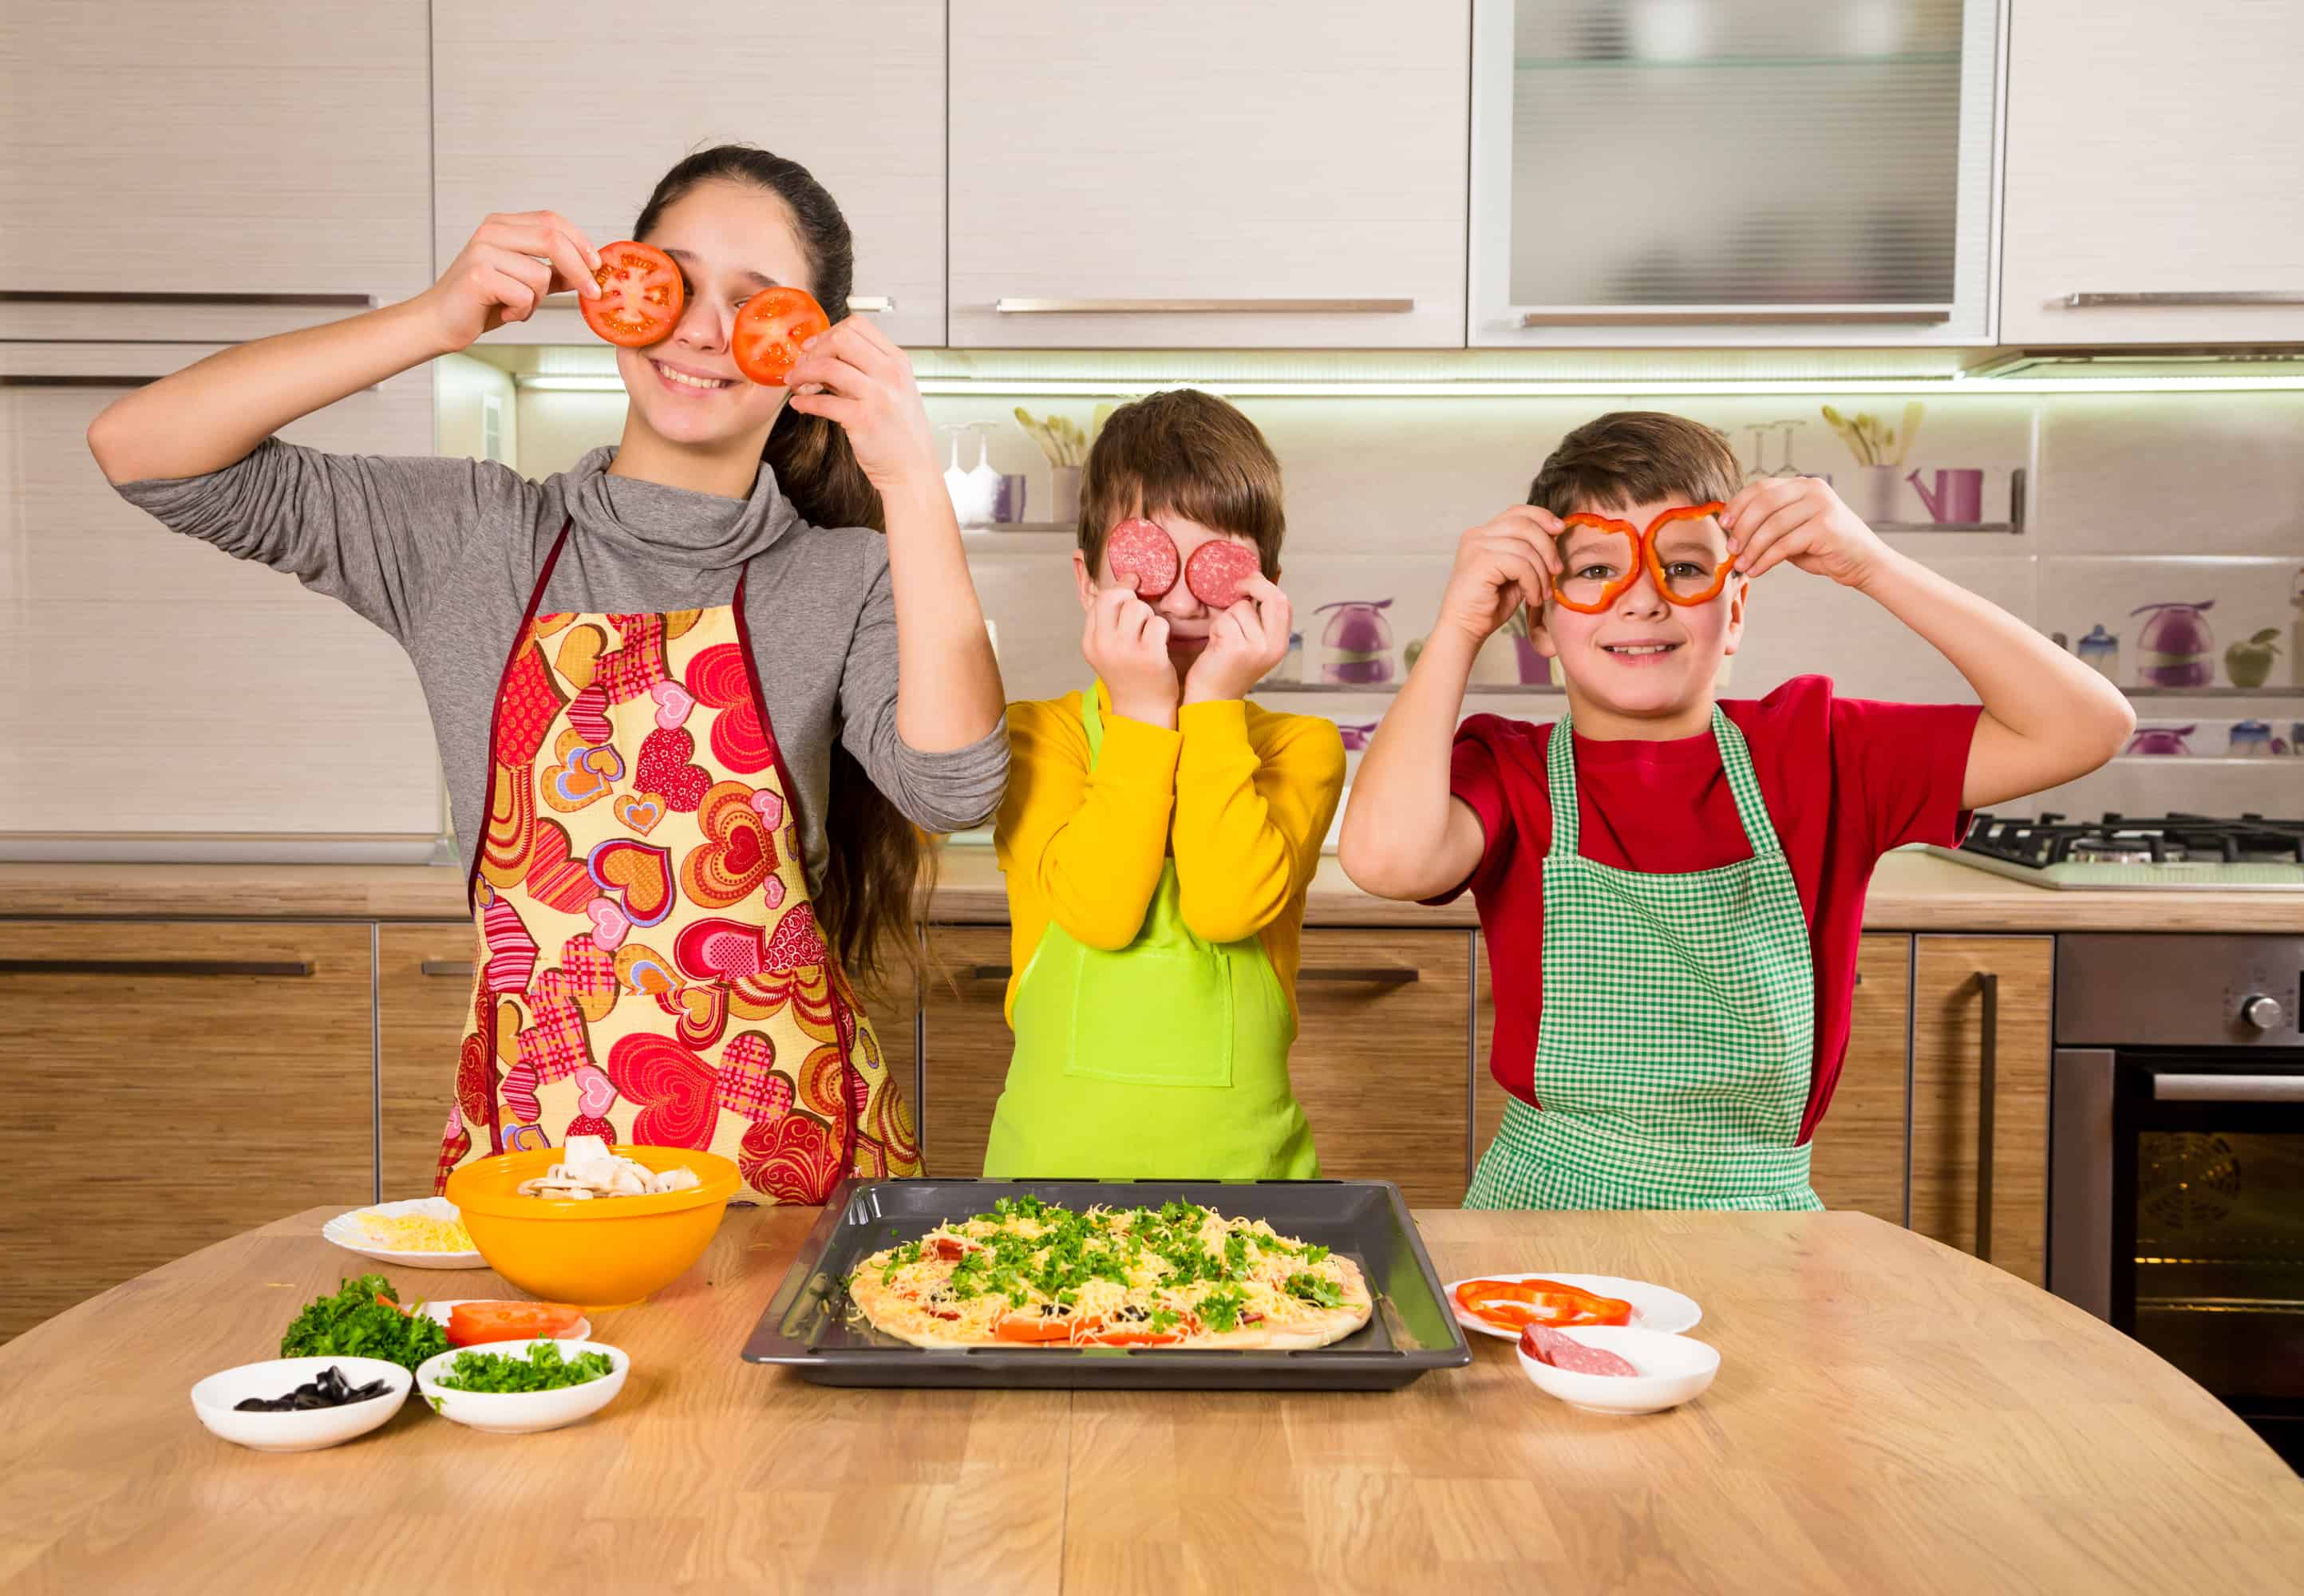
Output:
[{"xmin": 323, "ymin": 1197, "xmax": 486, "ymax": 1270}]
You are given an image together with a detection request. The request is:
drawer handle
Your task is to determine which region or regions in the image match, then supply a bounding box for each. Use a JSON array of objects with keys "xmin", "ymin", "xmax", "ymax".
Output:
[
  {"xmin": 2059, "ymin": 291, "xmax": 2304, "ymax": 309},
  {"xmin": 2154, "ymin": 1073, "xmax": 2304, "ymax": 1104},
  {"xmin": 1300, "ymin": 966, "xmax": 1420, "ymax": 986},
  {"xmin": 0, "ymin": 290, "xmax": 378, "ymax": 308},
  {"xmin": 968, "ymin": 963, "xmax": 1014, "ymax": 982},
  {"xmin": 0, "ymin": 958, "xmax": 314, "ymax": 978},
  {"xmin": 1519, "ymin": 304, "xmax": 1952, "ymax": 326},
  {"xmin": 421, "ymin": 960, "xmax": 476, "ymax": 979},
  {"xmin": 994, "ymin": 297, "xmax": 1413, "ymax": 315},
  {"xmin": 1974, "ymin": 970, "xmax": 1998, "ymax": 1266}
]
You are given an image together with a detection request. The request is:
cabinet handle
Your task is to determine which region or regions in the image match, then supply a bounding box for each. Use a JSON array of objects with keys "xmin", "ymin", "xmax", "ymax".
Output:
[
  {"xmin": 1974, "ymin": 970, "xmax": 1998, "ymax": 1266},
  {"xmin": 995, "ymin": 297, "xmax": 1413, "ymax": 315},
  {"xmin": 845, "ymin": 295, "xmax": 895, "ymax": 313},
  {"xmin": 2154, "ymin": 1073, "xmax": 2304, "ymax": 1104},
  {"xmin": 1519, "ymin": 304, "xmax": 1952, "ymax": 326},
  {"xmin": 1300, "ymin": 966, "xmax": 1421, "ymax": 986},
  {"xmin": 968, "ymin": 963, "xmax": 1013, "ymax": 982},
  {"xmin": 0, "ymin": 290, "xmax": 377, "ymax": 308},
  {"xmin": 2059, "ymin": 291, "xmax": 2304, "ymax": 309},
  {"xmin": 0, "ymin": 958, "xmax": 314, "ymax": 977},
  {"xmin": 421, "ymin": 960, "xmax": 476, "ymax": 979}
]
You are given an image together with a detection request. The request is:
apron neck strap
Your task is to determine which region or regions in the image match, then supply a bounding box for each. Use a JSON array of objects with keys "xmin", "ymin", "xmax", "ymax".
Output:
[{"xmin": 1544, "ymin": 704, "xmax": 1782, "ymax": 860}]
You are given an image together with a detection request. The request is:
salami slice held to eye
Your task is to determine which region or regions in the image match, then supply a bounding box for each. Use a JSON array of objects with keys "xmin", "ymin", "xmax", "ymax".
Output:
[
  {"xmin": 1105, "ymin": 518, "xmax": 1180, "ymax": 599},
  {"xmin": 1184, "ymin": 539, "xmax": 1263, "ymax": 609}
]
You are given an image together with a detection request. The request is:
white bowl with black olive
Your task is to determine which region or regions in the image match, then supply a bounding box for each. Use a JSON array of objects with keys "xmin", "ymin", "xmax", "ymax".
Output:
[
  {"xmin": 190, "ymin": 1356, "xmax": 413, "ymax": 1452},
  {"xmin": 416, "ymin": 1338, "xmax": 629, "ymax": 1434}
]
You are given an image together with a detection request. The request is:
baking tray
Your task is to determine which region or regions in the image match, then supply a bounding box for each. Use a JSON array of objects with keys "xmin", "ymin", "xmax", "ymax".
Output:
[{"xmin": 741, "ymin": 1178, "xmax": 1473, "ymax": 1390}]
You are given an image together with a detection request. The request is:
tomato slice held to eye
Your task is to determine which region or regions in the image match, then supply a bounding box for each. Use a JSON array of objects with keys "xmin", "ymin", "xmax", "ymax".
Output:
[
  {"xmin": 732, "ymin": 286, "xmax": 832, "ymax": 386},
  {"xmin": 445, "ymin": 1300, "xmax": 586, "ymax": 1347},
  {"xmin": 581, "ymin": 241, "xmax": 686, "ymax": 348}
]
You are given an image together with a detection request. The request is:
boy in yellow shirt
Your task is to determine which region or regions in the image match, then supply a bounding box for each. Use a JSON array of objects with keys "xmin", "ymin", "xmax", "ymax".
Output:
[{"xmin": 984, "ymin": 389, "xmax": 1346, "ymax": 1178}]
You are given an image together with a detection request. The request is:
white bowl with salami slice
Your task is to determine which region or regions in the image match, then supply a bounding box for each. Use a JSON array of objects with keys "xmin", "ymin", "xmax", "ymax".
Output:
[
  {"xmin": 1515, "ymin": 1325, "xmax": 1720, "ymax": 1416},
  {"xmin": 1445, "ymin": 1272, "xmax": 1701, "ymax": 1340},
  {"xmin": 322, "ymin": 1197, "xmax": 485, "ymax": 1270}
]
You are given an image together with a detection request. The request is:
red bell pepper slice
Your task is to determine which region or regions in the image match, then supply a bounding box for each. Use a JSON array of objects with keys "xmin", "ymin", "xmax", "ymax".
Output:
[{"xmin": 1454, "ymin": 1277, "xmax": 1634, "ymax": 1330}]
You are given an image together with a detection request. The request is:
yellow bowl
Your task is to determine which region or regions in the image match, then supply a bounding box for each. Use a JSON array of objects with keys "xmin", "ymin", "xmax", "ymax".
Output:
[{"xmin": 445, "ymin": 1145, "xmax": 742, "ymax": 1310}]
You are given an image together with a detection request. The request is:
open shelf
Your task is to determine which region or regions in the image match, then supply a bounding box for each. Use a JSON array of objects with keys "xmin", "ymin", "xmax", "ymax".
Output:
[{"xmin": 1869, "ymin": 467, "xmax": 2025, "ymax": 535}]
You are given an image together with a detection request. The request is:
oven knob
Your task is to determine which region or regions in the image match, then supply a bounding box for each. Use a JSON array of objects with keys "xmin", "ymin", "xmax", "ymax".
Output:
[{"xmin": 2239, "ymin": 994, "xmax": 2286, "ymax": 1032}]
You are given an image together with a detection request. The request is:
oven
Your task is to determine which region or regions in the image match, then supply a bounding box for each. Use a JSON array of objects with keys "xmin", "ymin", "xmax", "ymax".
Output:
[{"xmin": 2051, "ymin": 934, "xmax": 2304, "ymax": 1468}]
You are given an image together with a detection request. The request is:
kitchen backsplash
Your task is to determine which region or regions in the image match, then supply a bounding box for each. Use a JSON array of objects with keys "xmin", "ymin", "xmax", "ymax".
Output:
[{"xmin": 469, "ymin": 361, "xmax": 2304, "ymax": 821}]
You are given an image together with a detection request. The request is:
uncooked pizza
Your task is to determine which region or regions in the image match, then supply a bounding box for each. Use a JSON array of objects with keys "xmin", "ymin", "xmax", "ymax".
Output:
[{"xmin": 845, "ymin": 1195, "xmax": 1373, "ymax": 1349}]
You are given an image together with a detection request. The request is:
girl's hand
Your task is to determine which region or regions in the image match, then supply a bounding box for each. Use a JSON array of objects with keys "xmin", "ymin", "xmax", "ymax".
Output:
[
  {"xmin": 1183, "ymin": 574, "xmax": 1292, "ymax": 705},
  {"xmin": 1720, "ymin": 476, "xmax": 1891, "ymax": 589},
  {"xmin": 781, "ymin": 316, "xmax": 939, "ymax": 499},
  {"xmin": 1082, "ymin": 577, "xmax": 1180, "ymax": 729},
  {"xmin": 416, "ymin": 211, "xmax": 601, "ymax": 353},
  {"xmin": 1435, "ymin": 506, "xmax": 1563, "ymax": 644}
]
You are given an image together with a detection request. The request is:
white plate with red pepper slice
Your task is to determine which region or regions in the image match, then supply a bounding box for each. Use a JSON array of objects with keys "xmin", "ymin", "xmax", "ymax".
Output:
[{"xmin": 1445, "ymin": 1272, "xmax": 1702, "ymax": 1341}]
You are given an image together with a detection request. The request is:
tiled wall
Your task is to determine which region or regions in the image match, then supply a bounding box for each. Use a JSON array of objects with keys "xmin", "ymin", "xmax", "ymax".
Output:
[{"xmin": 500, "ymin": 373, "xmax": 2304, "ymax": 824}]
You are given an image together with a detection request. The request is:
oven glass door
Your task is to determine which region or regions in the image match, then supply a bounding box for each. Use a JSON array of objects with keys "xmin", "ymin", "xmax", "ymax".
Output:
[{"xmin": 2115, "ymin": 1055, "xmax": 2304, "ymax": 1420}]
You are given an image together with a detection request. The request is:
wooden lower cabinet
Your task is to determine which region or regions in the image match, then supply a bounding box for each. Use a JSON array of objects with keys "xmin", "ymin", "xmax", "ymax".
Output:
[
  {"xmin": 916, "ymin": 926, "xmax": 1476, "ymax": 1203},
  {"xmin": 377, "ymin": 922, "xmax": 479, "ymax": 1199},
  {"xmin": 1809, "ymin": 934, "xmax": 1915, "ymax": 1224},
  {"xmin": 1910, "ymin": 935, "xmax": 2053, "ymax": 1287},
  {"xmin": 916, "ymin": 926, "xmax": 1019, "ymax": 1177},
  {"xmin": 1, "ymin": 921, "xmax": 375, "ymax": 1344}
]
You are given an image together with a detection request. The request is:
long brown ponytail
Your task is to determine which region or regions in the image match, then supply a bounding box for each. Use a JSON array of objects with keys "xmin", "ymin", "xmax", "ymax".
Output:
[{"xmin": 634, "ymin": 144, "xmax": 930, "ymax": 999}]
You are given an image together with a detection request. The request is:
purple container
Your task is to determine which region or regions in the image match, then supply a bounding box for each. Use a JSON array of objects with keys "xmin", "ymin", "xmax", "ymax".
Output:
[
  {"xmin": 2130, "ymin": 601, "xmax": 2215, "ymax": 688},
  {"xmin": 1325, "ymin": 657, "xmax": 1396, "ymax": 686}
]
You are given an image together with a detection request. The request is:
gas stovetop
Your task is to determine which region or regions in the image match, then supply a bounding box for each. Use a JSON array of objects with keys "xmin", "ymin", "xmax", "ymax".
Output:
[{"xmin": 1927, "ymin": 813, "xmax": 2304, "ymax": 891}]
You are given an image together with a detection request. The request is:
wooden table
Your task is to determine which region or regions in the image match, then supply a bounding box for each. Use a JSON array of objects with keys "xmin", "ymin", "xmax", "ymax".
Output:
[{"xmin": 2, "ymin": 1206, "xmax": 2298, "ymax": 1593}]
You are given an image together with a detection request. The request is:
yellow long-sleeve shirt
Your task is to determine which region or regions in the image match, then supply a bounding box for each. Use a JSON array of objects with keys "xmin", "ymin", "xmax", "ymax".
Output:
[{"xmin": 992, "ymin": 683, "xmax": 1347, "ymax": 1027}]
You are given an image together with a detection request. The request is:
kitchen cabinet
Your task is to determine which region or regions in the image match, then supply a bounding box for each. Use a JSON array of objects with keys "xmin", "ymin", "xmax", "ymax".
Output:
[
  {"xmin": 918, "ymin": 926, "xmax": 1476, "ymax": 1202},
  {"xmin": 433, "ymin": 0, "xmax": 947, "ymax": 350},
  {"xmin": 377, "ymin": 923, "xmax": 477, "ymax": 1201},
  {"xmin": 1909, "ymin": 935, "xmax": 2052, "ymax": 1286},
  {"xmin": 1468, "ymin": 0, "xmax": 1998, "ymax": 346},
  {"xmin": 0, "ymin": 921, "xmax": 375, "ymax": 1345},
  {"xmin": 1808, "ymin": 934, "xmax": 1915, "ymax": 1224},
  {"xmin": 915, "ymin": 926, "xmax": 1015, "ymax": 1177},
  {"xmin": 0, "ymin": 0, "xmax": 431, "ymax": 343},
  {"xmin": 1998, "ymin": 0, "xmax": 2304, "ymax": 344},
  {"xmin": 0, "ymin": 347, "xmax": 442, "ymax": 842},
  {"xmin": 946, "ymin": 0, "xmax": 1470, "ymax": 350}
]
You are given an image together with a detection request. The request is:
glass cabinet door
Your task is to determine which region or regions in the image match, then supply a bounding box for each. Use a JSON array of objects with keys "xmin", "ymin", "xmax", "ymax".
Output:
[{"xmin": 1468, "ymin": 0, "xmax": 1998, "ymax": 346}]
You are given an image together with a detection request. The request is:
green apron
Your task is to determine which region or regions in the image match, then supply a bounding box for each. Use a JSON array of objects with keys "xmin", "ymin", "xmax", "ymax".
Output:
[
  {"xmin": 981, "ymin": 685, "xmax": 1319, "ymax": 1180},
  {"xmin": 1464, "ymin": 706, "xmax": 1822, "ymax": 1211}
]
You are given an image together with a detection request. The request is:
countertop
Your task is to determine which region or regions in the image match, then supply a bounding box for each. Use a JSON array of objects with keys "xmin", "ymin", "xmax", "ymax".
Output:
[
  {"xmin": 6, "ymin": 848, "xmax": 2302, "ymax": 933},
  {"xmin": 0, "ymin": 1203, "xmax": 2295, "ymax": 1590}
]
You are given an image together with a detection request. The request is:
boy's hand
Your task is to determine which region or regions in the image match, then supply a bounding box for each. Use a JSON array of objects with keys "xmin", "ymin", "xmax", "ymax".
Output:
[
  {"xmin": 1435, "ymin": 507, "xmax": 1563, "ymax": 646},
  {"xmin": 1083, "ymin": 577, "xmax": 1180, "ymax": 729},
  {"xmin": 1183, "ymin": 574, "xmax": 1291, "ymax": 706},
  {"xmin": 1720, "ymin": 476, "xmax": 1891, "ymax": 589}
]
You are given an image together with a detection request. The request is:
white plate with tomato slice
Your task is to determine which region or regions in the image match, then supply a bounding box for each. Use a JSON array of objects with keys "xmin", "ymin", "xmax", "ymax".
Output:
[
  {"xmin": 1445, "ymin": 1273, "xmax": 1701, "ymax": 1341},
  {"xmin": 420, "ymin": 1300, "xmax": 592, "ymax": 1348}
]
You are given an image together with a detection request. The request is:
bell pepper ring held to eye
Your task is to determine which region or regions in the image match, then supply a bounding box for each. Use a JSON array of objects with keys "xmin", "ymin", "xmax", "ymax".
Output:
[{"xmin": 1549, "ymin": 501, "xmax": 1736, "ymax": 615}]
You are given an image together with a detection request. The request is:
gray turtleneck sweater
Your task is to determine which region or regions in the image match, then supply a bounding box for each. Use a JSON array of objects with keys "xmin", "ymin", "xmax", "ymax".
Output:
[{"xmin": 114, "ymin": 441, "xmax": 1008, "ymax": 889}]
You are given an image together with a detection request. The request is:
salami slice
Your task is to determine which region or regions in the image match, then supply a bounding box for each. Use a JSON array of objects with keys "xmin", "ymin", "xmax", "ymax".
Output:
[
  {"xmin": 1183, "ymin": 538, "xmax": 1263, "ymax": 609},
  {"xmin": 1521, "ymin": 1324, "xmax": 1638, "ymax": 1377},
  {"xmin": 1106, "ymin": 519, "xmax": 1180, "ymax": 599}
]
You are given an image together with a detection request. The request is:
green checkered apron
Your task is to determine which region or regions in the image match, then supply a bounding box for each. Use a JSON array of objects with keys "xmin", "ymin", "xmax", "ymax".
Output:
[{"xmin": 1464, "ymin": 706, "xmax": 1822, "ymax": 1211}]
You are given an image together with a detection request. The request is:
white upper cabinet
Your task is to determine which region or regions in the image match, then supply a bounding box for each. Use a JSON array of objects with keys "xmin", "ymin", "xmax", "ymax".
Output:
[
  {"xmin": 0, "ymin": 346, "xmax": 441, "ymax": 841},
  {"xmin": 946, "ymin": 1, "xmax": 1471, "ymax": 350},
  {"xmin": 1998, "ymin": 1, "xmax": 2304, "ymax": 346},
  {"xmin": 0, "ymin": 1, "xmax": 432, "ymax": 342},
  {"xmin": 1468, "ymin": 0, "xmax": 1998, "ymax": 346},
  {"xmin": 433, "ymin": 0, "xmax": 947, "ymax": 350}
]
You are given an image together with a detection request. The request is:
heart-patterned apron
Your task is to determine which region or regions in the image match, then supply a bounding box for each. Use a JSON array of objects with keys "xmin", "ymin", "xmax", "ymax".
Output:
[{"xmin": 435, "ymin": 520, "xmax": 922, "ymax": 1201}]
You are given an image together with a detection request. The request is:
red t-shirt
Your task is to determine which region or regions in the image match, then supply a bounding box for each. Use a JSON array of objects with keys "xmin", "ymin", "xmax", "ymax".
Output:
[{"xmin": 1439, "ymin": 676, "xmax": 1979, "ymax": 1144}]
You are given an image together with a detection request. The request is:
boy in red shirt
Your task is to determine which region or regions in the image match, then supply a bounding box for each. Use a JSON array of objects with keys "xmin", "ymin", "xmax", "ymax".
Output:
[{"xmin": 1339, "ymin": 412, "xmax": 2132, "ymax": 1210}]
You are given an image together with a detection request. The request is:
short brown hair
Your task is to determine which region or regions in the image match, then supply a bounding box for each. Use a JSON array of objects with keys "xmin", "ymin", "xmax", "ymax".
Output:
[
  {"xmin": 1079, "ymin": 390, "xmax": 1285, "ymax": 578},
  {"xmin": 1527, "ymin": 411, "xmax": 1741, "ymax": 517}
]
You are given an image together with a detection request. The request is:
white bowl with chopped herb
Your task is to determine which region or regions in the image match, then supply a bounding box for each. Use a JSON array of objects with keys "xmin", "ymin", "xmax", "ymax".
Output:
[{"xmin": 415, "ymin": 1339, "xmax": 628, "ymax": 1434}]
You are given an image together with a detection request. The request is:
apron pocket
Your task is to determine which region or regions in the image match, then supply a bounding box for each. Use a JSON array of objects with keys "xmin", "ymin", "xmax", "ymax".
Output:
[{"xmin": 1065, "ymin": 946, "xmax": 1235, "ymax": 1088}]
